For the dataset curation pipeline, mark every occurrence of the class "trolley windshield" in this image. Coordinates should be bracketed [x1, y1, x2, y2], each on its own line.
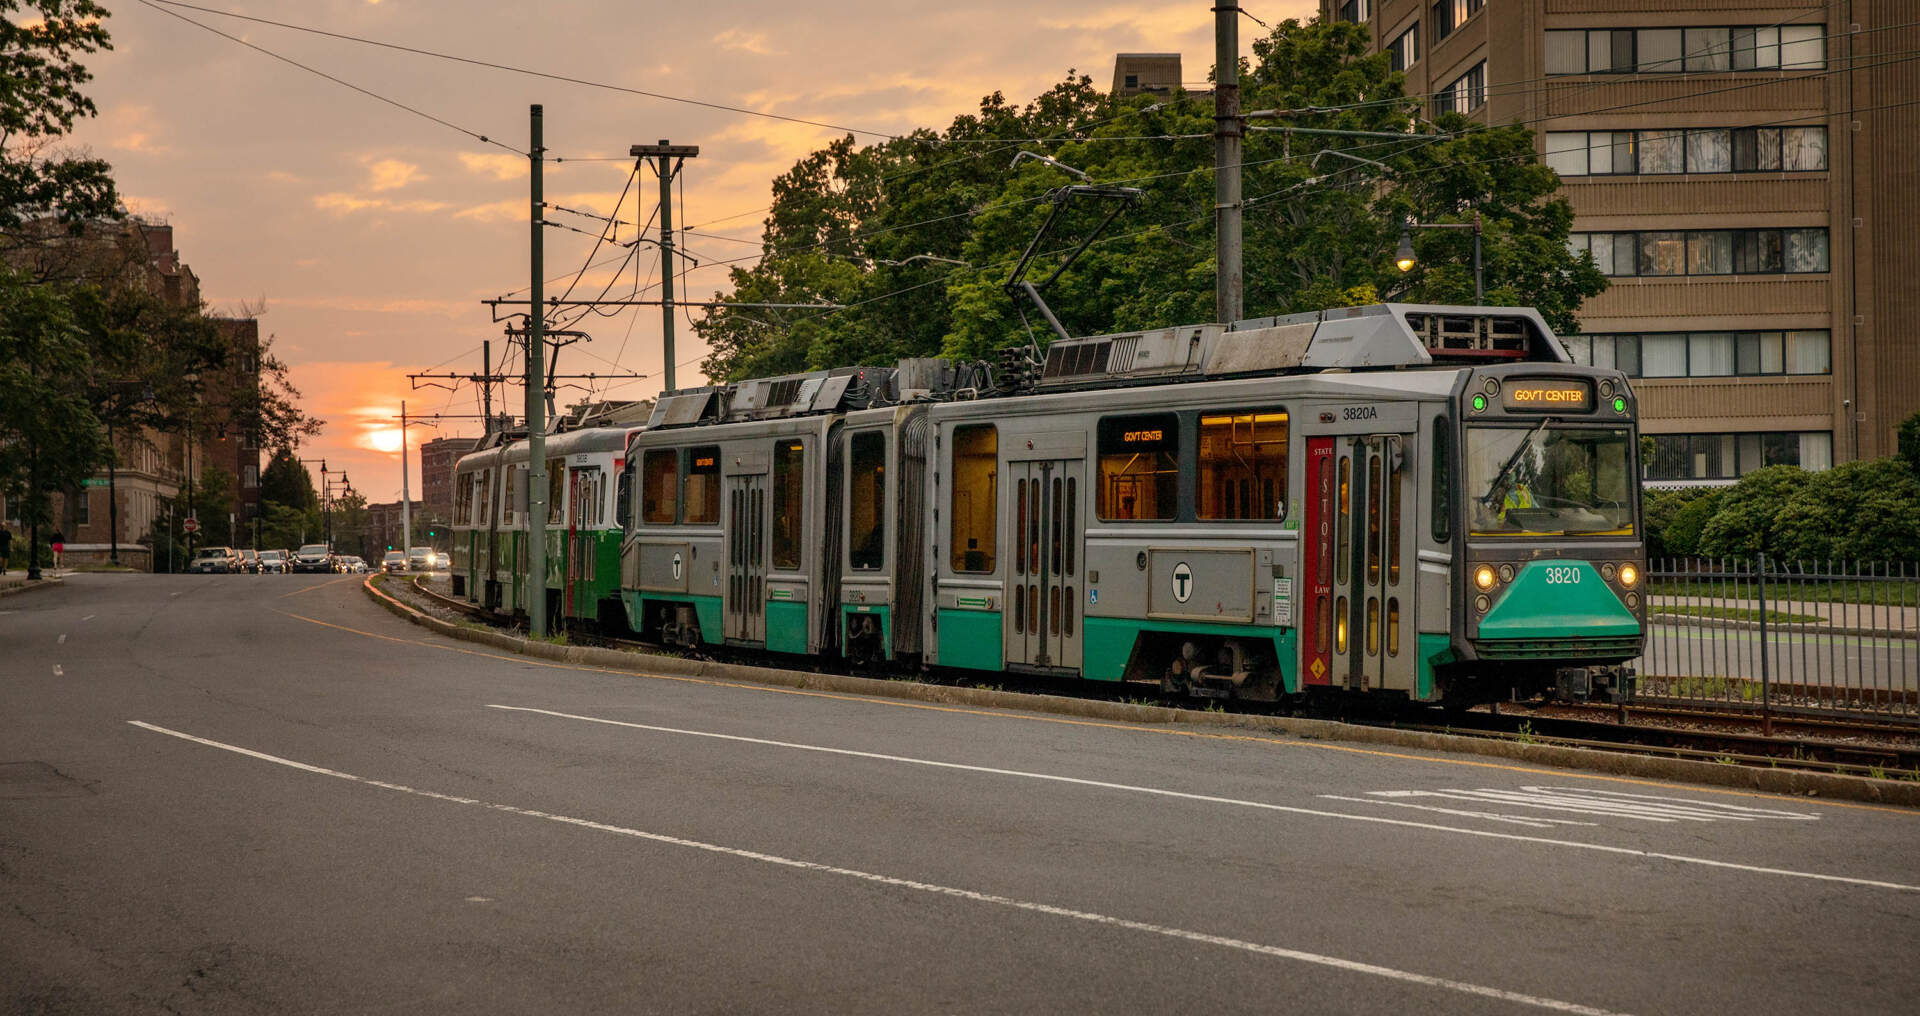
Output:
[1467, 424, 1635, 537]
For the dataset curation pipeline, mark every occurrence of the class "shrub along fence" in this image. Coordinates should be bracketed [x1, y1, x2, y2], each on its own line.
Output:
[1632, 558, 1919, 727]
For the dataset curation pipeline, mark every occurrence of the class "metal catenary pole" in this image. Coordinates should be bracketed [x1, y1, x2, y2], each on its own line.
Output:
[527, 104, 549, 638]
[1214, 0, 1243, 324]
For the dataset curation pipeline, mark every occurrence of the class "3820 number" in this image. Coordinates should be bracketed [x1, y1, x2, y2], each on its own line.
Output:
[1544, 566, 1582, 585]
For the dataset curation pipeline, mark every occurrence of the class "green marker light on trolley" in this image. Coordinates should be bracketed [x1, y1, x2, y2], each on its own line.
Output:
[1612, 396, 1627, 413]
[1471, 394, 1487, 411]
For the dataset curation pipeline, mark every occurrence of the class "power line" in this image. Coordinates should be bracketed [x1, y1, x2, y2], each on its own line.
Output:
[133, 0, 521, 154]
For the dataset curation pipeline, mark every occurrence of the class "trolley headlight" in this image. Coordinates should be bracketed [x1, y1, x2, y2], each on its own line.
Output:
[1473, 564, 1496, 590]
[1618, 563, 1639, 588]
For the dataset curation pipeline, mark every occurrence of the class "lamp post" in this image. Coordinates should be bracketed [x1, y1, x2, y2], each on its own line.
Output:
[1396, 214, 1485, 303]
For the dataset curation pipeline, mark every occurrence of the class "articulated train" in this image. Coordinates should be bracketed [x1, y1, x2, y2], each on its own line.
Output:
[452, 303, 1645, 706]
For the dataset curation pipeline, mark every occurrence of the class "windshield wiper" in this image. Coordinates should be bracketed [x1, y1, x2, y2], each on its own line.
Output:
[1480, 417, 1554, 507]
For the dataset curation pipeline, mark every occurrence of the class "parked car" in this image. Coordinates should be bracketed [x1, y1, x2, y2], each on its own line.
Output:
[257, 549, 288, 574]
[407, 547, 434, 572]
[291, 544, 335, 573]
[383, 551, 408, 573]
[188, 547, 241, 574]
[238, 548, 260, 574]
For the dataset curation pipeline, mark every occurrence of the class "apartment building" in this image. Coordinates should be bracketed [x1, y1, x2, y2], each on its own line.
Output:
[1325, 0, 1920, 483]
[419, 436, 480, 525]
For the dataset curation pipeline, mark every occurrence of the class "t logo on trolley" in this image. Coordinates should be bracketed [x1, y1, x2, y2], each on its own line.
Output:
[1171, 562, 1194, 603]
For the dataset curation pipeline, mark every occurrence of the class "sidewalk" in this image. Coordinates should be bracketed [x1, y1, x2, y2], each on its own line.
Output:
[1648, 594, 1919, 635]
[0, 569, 67, 598]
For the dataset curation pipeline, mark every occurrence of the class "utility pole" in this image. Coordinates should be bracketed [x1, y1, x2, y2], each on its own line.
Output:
[481, 339, 492, 437]
[400, 399, 413, 556]
[527, 104, 550, 638]
[631, 140, 699, 391]
[1214, 0, 1244, 324]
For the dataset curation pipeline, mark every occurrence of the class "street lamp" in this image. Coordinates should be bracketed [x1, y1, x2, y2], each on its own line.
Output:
[1396, 214, 1485, 303]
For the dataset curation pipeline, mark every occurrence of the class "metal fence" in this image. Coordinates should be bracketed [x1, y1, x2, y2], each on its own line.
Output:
[1631, 558, 1919, 726]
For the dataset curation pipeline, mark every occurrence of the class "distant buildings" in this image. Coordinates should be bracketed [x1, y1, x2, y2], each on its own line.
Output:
[419, 436, 480, 526]
[0, 218, 262, 568]
[1112, 53, 1186, 97]
[1319, 0, 1920, 482]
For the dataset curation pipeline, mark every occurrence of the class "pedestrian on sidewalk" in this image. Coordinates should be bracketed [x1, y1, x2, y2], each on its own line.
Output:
[0, 525, 11, 574]
[50, 529, 64, 570]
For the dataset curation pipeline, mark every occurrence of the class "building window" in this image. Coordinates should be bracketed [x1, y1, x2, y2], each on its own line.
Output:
[1436, 61, 1485, 116]
[1337, 0, 1371, 23]
[1546, 24, 1824, 75]
[1388, 23, 1419, 71]
[771, 440, 804, 571]
[1097, 414, 1178, 522]
[684, 447, 720, 525]
[848, 431, 886, 570]
[1198, 410, 1289, 521]
[1569, 229, 1829, 276]
[74, 490, 89, 526]
[1564, 331, 1830, 378]
[949, 424, 997, 573]
[1645, 431, 1832, 481]
[241, 463, 259, 488]
[1123, 74, 1138, 89]
[1547, 126, 1826, 177]
[1430, 0, 1479, 43]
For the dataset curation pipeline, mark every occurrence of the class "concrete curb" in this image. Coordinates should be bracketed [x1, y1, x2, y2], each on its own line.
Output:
[0, 576, 62, 600]
[360, 576, 1920, 809]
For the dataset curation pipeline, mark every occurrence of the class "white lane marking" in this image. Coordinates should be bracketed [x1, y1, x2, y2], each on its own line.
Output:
[1359, 788, 1820, 824]
[465, 896, 493, 903]
[57, 633, 66, 644]
[487, 704, 1920, 894]
[1318, 796, 1597, 830]
[52, 665, 63, 677]
[169, 591, 182, 597]
[81, 614, 96, 621]
[126, 721, 1629, 1016]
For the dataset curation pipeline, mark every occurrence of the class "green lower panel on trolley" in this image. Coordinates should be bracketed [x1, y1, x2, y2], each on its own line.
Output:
[1479, 561, 1639, 640]
[766, 601, 809, 655]
[1082, 616, 1298, 692]
[628, 593, 724, 644]
[936, 609, 1003, 671]
[1417, 633, 1454, 701]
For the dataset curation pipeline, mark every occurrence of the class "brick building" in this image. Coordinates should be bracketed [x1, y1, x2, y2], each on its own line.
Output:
[419, 436, 479, 527]
[1320, 0, 1920, 483]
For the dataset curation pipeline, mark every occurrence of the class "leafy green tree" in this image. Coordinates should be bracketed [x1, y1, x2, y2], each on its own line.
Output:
[0, 267, 107, 563]
[0, 1, 118, 251]
[694, 18, 1603, 378]
[1771, 460, 1920, 563]
[1897, 411, 1920, 478]
[1696, 466, 1813, 560]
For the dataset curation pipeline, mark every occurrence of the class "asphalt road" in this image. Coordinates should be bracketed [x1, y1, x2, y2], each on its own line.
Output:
[4, 573, 1919, 1015]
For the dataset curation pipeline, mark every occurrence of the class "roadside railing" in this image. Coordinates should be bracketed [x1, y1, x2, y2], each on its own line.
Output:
[1630, 558, 1919, 727]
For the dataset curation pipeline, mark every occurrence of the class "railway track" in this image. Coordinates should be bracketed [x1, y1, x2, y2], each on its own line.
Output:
[399, 575, 1920, 782]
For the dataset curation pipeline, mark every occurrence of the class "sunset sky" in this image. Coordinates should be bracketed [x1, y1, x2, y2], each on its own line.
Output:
[64, 0, 1310, 500]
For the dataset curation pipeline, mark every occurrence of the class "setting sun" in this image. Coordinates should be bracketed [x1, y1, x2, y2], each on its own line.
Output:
[365, 427, 403, 453]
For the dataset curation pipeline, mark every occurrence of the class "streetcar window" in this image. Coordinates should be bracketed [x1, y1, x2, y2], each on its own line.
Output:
[547, 458, 565, 526]
[454, 473, 473, 526]
[478, 468, 493, 526]
[950, 424, 997, 573]
[684, 446, 721, 525]
[502, 466, 519, 526]
[1096, 413, 1178, 521]
[1431, 420, 1452, 543]
[849, 431, 886, 571]
[772, 440, 805, 571]
[616, 465, 633, 529]
[574, 468, 605, 528]
[1198, 410, 1289, 520]
[641, 449, 677, 524]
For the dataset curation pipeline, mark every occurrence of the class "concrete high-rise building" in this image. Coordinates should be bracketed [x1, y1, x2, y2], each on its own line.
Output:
[1323, 0, 1918, 484]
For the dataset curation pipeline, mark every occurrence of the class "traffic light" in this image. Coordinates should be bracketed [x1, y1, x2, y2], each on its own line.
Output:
[386, 544, 393, 551]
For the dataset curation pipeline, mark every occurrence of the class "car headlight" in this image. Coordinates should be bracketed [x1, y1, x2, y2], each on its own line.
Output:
[1618, 563, 1639, 588]
[1474, 564, 1496, 590]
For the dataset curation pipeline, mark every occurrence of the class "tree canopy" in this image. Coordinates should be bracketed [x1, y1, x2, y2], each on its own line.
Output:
[693, 18, 1604, 382]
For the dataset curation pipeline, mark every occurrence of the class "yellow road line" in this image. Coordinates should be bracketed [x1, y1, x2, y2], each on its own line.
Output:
[282, 584, 1919, 818]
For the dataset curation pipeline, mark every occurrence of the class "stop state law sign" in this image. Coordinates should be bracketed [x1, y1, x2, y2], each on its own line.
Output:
[181, 517, 200, 534]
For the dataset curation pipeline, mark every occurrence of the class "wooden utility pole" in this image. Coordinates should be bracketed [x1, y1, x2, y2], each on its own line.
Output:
[1214, 0, 1243, 324]
[631, 140, 699, 391]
